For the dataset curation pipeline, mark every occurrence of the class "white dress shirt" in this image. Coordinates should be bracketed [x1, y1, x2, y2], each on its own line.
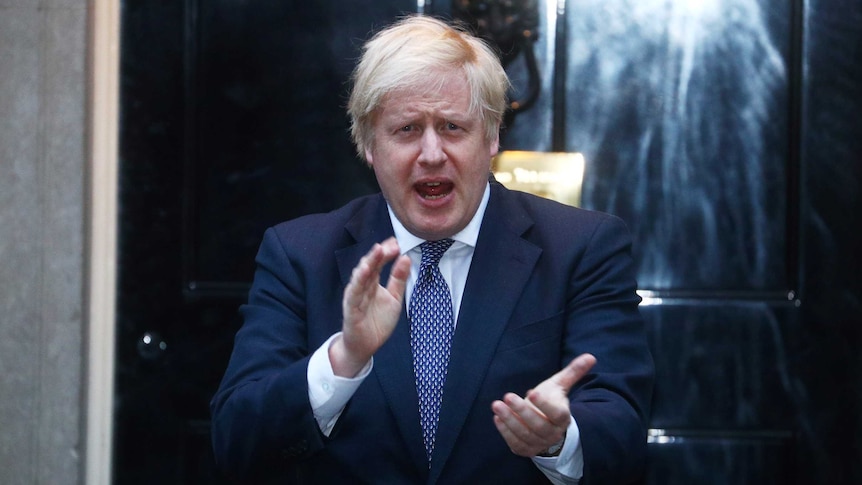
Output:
[306, 183, 583, 483]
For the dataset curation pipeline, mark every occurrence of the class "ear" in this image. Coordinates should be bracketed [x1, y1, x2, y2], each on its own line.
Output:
[489, 132, 500, 158]
[364, 147, 374, 166]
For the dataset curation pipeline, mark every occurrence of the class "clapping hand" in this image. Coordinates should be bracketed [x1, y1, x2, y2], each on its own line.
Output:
[491, 354, 597, 457]
[329, 237, 412, 377]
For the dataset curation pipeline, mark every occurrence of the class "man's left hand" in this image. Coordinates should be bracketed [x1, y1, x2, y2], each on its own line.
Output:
[491, 353, 597, 457]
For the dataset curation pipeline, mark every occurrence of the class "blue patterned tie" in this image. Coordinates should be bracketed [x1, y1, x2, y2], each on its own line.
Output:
[409, 239, 455, 463]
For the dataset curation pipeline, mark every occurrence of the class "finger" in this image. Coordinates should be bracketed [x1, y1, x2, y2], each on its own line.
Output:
[363, 240, 392, 276]
[524, 354, 595, 426]
[523, 392, 571, 429]
[493, 415, 533, 456]
[491, 400, 542, 457]
[385, 254, 411, 302]
[378, 236, 401, 258]
[491, 395, 531, 434]
[503, 393, 559, 439]
[349, 239, 400, 297]
[344, 244, 382, 306]
[378, 237, 406, 274]
[364, 239, 403, 291]
[546, 353, 597, 394]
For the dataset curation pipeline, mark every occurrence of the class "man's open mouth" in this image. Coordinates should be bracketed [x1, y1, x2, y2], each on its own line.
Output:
[415, 181, 453, 199]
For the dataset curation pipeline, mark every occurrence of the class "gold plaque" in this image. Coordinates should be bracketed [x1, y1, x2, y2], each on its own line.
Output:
[491, 151, 585, 207]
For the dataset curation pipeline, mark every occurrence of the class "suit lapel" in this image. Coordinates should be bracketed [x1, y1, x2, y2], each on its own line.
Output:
[429, 185, 541, 483]
[334, 196, 428, 475]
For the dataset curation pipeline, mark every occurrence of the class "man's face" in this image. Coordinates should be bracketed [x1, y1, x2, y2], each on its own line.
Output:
[365, 71, 499, 241]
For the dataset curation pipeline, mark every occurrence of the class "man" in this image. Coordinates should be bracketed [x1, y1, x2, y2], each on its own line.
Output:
[210, 14, 654, 484]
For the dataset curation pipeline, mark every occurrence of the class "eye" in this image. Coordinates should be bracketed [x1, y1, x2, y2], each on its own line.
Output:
[399, 125, 414, 133]
[445, 122, 460, 131]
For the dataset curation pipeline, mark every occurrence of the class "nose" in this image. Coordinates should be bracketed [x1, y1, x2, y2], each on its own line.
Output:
[417, 129, 446, 165]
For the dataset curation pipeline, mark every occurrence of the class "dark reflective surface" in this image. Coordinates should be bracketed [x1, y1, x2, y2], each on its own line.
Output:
[117, 0, 862, 483]
[187, 1, 386, 286]
[646, 435, 795, 484]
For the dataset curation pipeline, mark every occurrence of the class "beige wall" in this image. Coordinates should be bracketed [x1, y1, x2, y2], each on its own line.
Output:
[0, 0, 115, 483]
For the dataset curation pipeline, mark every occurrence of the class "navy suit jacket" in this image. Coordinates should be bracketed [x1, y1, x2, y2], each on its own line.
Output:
[210, 181, 654, 484]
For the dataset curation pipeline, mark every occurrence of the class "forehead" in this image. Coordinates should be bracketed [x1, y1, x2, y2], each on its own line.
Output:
[378, 72, 473, 119]
[394, 69, 471, 104]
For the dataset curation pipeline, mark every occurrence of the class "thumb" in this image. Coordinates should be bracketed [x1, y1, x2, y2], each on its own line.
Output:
[550, 353, 596, 393]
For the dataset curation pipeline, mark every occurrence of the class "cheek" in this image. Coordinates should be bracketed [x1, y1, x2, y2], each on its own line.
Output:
[372, 154, 410, 188]
[468, 152, 493, 178]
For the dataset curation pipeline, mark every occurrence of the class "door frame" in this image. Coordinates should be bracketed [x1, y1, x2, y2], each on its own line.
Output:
[86, 0, 120, 484]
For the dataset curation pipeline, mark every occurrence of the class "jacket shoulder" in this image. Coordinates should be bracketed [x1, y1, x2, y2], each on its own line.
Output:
[267, 193, 384, 242]
[492, 182, 628, 235]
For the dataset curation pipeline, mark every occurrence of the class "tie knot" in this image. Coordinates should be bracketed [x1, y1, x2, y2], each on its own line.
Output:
[420, 239, 454, 267]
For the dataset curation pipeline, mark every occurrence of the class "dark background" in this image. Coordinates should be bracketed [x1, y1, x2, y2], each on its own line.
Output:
[116, 0, 861, 483]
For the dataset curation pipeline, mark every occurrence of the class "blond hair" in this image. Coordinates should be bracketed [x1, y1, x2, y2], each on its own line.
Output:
[347, 15, 510, 160]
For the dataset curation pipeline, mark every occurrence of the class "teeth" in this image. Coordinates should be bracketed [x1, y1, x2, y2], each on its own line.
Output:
[425, 182, 441, 186]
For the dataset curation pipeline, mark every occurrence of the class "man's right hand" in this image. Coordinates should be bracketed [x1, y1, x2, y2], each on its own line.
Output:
[330, 237, 411, 377]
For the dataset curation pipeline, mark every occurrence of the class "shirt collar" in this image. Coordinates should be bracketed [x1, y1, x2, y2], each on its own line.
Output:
[387, 182, 490, 255]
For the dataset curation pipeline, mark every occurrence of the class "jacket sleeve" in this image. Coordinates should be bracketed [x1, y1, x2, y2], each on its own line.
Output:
[209, 227, 326, 481]
[564, 215, 655, 485]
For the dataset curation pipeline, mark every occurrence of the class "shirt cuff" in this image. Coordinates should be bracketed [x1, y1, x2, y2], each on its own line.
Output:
[532, 416, 584, 484]
[307, 332, 372, 436]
